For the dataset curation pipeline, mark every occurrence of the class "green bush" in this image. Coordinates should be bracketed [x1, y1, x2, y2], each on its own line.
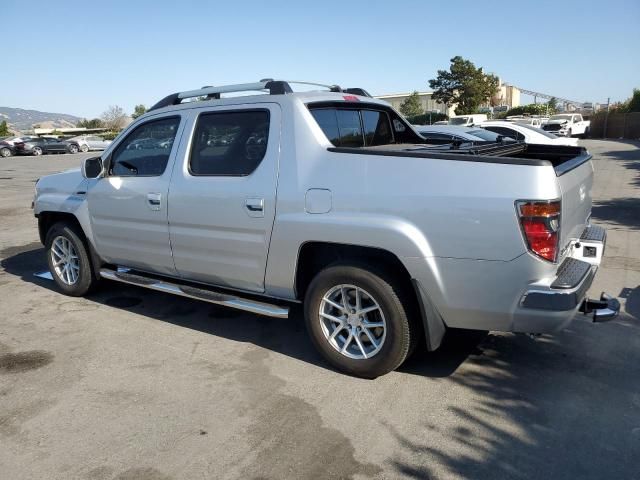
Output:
[407, 112, 448, 125]
[504, 104, 553, 117]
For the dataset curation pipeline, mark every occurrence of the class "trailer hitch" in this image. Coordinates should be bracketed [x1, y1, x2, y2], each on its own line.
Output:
[580, 293, 620, 322]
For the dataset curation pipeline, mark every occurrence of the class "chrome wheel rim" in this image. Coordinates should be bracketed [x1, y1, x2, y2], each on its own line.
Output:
[33, 147, 42, 156]
[50, 236, 80, 285]
[319, 284, 386, 359]
[1, 148, 9, 157]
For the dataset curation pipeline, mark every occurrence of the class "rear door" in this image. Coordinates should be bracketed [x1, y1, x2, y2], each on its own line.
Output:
[167, 104, 280, 293]
[87, 114, 186, 275]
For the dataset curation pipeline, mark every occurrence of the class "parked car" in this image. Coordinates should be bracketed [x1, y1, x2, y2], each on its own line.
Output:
[448, 114, 488, 126]
[505, 115, 547, 129]
[542, 114, 591, 138]
[33, 79, 617, 378]
[414, 125, 508, 144]
[15, 137, 77, 155]
[67, 135, 112, 152]
[480, 121, 579, 146]
[0, 140, 16, 157]
[2, 135, 35, 146]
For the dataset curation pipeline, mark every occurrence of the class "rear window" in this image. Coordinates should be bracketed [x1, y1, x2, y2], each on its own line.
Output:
[310, 108, 394, 147]
[466, 129, 501, 141]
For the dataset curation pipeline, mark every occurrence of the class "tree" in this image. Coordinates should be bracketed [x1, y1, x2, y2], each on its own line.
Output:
[77, 118, 104, 129]
[547, 97, 558, 112]
[132, 104, 147, 119]
[627, 88, 640, 113]
[428, 56, 500, 115]
[101, 105, 128, 131]
[0, 120, 10, 136]
[399, 91, 424, 117]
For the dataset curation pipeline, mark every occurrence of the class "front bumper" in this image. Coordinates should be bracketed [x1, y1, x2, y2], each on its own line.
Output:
[518, 225, 618, 325]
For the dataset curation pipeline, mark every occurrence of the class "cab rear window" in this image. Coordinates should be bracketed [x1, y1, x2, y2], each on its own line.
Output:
[310, 108, 394, 147]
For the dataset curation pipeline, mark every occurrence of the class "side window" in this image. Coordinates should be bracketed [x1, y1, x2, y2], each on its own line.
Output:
[484, 126, 524, 141]
[110, 116, 180, 177]
[189, 110, 270, 176]
[310, 109, 340, 145]
[362, 110, 393, 146]
[336, 110, 364, 147]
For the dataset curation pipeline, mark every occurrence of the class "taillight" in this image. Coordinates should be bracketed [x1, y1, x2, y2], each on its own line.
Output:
[516, 200, 561, 262]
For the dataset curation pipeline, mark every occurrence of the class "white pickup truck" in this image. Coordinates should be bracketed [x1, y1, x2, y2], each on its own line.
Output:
[543, 113, 591, 138]
[33, 80, 617, 378]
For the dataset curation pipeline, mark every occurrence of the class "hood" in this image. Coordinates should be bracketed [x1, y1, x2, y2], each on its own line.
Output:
[547, 119, 568, 125]
[36, 167, 86, 197]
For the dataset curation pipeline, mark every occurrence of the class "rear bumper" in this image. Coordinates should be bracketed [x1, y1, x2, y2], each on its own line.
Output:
[516, 224, 618, 329]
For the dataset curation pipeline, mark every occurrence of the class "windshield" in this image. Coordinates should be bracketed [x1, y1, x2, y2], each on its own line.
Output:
[449, 117, 469, 125]
[465, 129, 501, 141]
[517, 123, 559, 139]
[550, 115, 573, 121]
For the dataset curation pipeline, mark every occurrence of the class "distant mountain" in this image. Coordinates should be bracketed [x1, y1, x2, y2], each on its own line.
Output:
[0, 106, 83, 133]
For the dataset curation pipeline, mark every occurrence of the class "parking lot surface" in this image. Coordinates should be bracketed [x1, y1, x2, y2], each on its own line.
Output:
[1, 141, 639, 480]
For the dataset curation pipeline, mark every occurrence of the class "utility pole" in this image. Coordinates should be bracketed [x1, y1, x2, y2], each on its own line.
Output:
[603, 97, 610, 138]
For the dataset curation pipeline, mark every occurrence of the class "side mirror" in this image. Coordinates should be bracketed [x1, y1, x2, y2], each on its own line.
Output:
[82, 156, 104, 178]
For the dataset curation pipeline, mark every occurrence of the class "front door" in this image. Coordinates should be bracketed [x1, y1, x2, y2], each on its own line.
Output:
[168, 104, 280, 292]
[87, 114, 185, 275]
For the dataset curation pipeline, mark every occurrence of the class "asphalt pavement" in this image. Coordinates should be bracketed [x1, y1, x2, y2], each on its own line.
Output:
[0, 141, 639, 480]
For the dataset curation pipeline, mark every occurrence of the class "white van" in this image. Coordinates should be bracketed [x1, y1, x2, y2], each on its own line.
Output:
[448, 114, 488, 126]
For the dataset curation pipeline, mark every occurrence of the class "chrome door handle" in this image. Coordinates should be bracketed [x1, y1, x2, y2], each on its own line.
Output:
[147, 192, 162, 210]
[245, 197, 264, 217]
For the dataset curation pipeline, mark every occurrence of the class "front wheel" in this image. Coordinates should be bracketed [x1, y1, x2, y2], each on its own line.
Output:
[45, 222, 98, 296]
[68, 144, 79, 154]
[0, 147, 11, 157]
[80, 144, 89, 152]
[304, 263, 416, 378]
[32, 146, 43, 156]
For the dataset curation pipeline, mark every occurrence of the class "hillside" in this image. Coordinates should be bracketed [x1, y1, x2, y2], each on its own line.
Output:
[0, 106, 82, 133]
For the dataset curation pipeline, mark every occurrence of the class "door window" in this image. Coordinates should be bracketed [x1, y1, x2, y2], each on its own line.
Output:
[483, 126, 525, 141]
[189, 110, 270, 176]
[110, 116, 180, 177]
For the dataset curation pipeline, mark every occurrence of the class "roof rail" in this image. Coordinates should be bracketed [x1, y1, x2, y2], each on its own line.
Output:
[148, 79, 371, 111]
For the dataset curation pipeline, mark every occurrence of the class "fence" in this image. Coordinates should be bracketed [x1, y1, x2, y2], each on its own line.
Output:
[589, 112, 640, 139]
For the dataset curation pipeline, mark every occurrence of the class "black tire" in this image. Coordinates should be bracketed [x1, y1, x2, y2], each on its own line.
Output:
[68, 144, 79, 154]
[45, 222, 98, 296]
[0, 147, 11, 157]
[583, 127, 590, 139]
[304, 263, 417, 378]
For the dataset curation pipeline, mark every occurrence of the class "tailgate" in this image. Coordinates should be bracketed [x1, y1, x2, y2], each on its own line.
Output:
[557, 157, 594, 255]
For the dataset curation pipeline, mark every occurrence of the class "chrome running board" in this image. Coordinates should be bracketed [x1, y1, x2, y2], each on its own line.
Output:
[99, 268, 289, 318]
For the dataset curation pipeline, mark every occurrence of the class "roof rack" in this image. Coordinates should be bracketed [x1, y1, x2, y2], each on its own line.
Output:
[148, 79, 371, 111]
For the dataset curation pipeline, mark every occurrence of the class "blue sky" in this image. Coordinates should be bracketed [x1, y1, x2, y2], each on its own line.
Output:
[3, 0, 639, 118]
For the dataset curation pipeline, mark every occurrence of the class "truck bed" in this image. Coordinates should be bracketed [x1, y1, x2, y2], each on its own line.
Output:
[328, 142, 591, 176]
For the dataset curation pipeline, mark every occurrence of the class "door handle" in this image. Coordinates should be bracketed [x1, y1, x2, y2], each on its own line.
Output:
[245, 197, 264, 217]
[147, 192, 162, 210]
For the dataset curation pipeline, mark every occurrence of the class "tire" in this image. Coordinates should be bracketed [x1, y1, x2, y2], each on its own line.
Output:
[567, 128, 572, 138]
[32, 146, 43, 156]
[68, 144, 79, 154]
[0, 147, 11, 158]
[583, 127, 590, 139]
[304, 263, 417, 378]
[45, 222, 98, 296]
[80, 144, 89, 153]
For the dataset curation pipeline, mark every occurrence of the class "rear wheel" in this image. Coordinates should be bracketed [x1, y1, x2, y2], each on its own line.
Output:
[32, 146, 43, 156]
[304, 263, 416, 378]
[68, 144, 79, 154]
[0, 147, 11, 157]
[45, 222, 98, 296]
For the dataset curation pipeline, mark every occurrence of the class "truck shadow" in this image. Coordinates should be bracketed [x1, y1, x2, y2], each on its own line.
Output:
[1, 245, 485, 378]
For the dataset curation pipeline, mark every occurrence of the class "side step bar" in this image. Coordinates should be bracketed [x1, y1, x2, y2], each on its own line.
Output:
[99, 268, 289, 318]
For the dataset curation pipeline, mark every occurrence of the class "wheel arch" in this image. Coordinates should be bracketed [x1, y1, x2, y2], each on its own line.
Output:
[37, 211, 103, 280]
[294, 241, 445, 351]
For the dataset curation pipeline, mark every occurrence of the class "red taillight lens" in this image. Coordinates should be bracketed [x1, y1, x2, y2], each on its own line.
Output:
[517, 201, 561, 262]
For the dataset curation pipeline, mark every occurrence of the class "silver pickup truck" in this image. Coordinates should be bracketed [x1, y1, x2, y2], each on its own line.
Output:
[33, 80, 618, 378]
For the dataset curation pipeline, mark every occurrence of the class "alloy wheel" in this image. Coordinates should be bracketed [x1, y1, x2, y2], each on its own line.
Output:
[50, 236, 80, 285]
[318, 284, 387, 359]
